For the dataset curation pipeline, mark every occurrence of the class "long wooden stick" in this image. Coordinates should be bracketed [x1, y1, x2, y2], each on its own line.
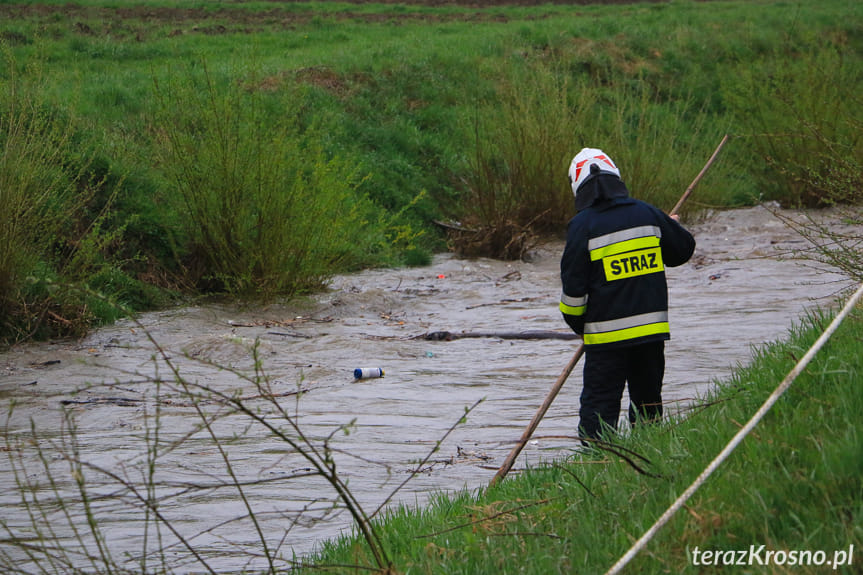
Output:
[670, 134, 729, 217]
[489, 134, 730, 487]
[489, 343, 584, 487]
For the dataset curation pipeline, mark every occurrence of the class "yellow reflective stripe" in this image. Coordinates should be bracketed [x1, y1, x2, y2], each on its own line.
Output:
[590, 236, 660, 261]
[584, 322, 669, 345]
[585, 311, 667, 333]
[560, 292, 587, 314]
[588, 225, 661, 251]
[560, 301, 586, 316]
[584, 311, 669, 344]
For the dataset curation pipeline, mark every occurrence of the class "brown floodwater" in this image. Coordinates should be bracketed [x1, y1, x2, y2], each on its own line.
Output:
[0, 205, 857, 572]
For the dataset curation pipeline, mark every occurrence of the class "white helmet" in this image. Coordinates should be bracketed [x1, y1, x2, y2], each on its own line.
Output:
[568, 148, 620, 197]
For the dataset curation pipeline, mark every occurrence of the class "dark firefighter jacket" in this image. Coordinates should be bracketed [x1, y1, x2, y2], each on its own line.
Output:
[560, 176, 696, 350]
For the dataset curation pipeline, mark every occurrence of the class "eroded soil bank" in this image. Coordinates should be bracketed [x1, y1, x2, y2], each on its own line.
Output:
[0, 205, 856, 571]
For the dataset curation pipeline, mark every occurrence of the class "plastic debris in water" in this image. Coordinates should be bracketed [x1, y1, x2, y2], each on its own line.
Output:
[354, 367, 384, 380]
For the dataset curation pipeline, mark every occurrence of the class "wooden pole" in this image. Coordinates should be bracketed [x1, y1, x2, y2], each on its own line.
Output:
[670, 134, 729, 217]
[489, 343, 584, 487]
[489, 134, 731, 487]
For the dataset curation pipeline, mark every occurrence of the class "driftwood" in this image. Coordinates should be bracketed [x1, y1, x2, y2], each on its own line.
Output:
[433, 220, 479, 234]
[236, 388, 309, 401]
[61, 397, 144, 407]
[464, 295, 543, 309]
[59, 388, 309, 408]
[266, 331, 312, 339]
[417, 330, 580, 341]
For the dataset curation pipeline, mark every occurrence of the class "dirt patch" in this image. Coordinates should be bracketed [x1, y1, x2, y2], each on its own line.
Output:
[0, 1, 663, 37]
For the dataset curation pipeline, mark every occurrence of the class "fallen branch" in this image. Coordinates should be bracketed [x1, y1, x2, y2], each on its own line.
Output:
[552, 462, 597, 498]
[465, 296, 543, 310]
[58, 389, 307, 408]
[416, 330, 580, 341]
[433, 220, 479, 234]
[236, 388, 310, 402]
[60, 397, 144, 407]
[266, 331, 312, 339]
[528, 435, 662, 478]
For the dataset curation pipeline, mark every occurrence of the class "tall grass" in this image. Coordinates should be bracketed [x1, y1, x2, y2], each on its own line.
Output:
[0, 51, 102, 341]
[455, 56, 733, 258]
[726, 44, 863, 207]
[456, 60, 595, 258]
[152, 60, 390, 297]
[723, 41, 863, 282]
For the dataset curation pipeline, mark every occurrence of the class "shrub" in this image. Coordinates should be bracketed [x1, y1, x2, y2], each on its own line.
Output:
[0, 52, 105, 343]
[153, 61, 389, 297]
[725, 44, 863, 207]
[454, 59, 596, 259]
[452, 57, 732, 259]
[725, 42, 863, 282]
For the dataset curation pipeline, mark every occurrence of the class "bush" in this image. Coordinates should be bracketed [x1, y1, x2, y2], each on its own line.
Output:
[725, 44, 863, 207]
[453, 59, 595, 259]
[0, 52, 102, 342]
[452, 55, 733, 259]
[725, 41, 863, 282]
[153, 61, 391, 297]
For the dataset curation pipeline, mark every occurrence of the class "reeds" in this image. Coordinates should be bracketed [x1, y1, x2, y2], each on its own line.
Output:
[453, 58, 729, 259]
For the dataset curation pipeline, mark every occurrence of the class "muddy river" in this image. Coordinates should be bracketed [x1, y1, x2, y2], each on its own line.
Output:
[0, 205, 857, 572]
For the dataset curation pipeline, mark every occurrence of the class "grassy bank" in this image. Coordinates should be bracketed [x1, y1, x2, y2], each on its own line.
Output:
[1, 0, 861, 342]
[306, 298, 863, 573]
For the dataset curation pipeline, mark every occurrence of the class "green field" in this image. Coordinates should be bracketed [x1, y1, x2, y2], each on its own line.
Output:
[1, 0, 861, 342]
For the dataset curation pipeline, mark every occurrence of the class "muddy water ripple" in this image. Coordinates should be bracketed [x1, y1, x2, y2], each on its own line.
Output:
[0, 205, 856, 572]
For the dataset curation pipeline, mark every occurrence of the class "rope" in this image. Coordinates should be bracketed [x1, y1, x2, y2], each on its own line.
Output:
[605, 280, 863, 575]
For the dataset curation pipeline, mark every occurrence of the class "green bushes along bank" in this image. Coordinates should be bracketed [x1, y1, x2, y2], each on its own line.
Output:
[1, 0, 861, 343]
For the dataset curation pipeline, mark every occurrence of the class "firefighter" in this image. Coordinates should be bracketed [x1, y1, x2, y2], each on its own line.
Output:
[559, 148, 695, 441]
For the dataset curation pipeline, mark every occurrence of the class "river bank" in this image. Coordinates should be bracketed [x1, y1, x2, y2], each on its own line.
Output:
[308, 283, 863, 574]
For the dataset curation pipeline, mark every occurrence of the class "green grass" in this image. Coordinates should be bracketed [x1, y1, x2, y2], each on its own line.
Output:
[306, 302, 863, 573]
[0, 0, 861, 340]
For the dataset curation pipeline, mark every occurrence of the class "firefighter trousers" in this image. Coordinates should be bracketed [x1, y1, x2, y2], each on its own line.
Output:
[578, 341, 665, 440]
